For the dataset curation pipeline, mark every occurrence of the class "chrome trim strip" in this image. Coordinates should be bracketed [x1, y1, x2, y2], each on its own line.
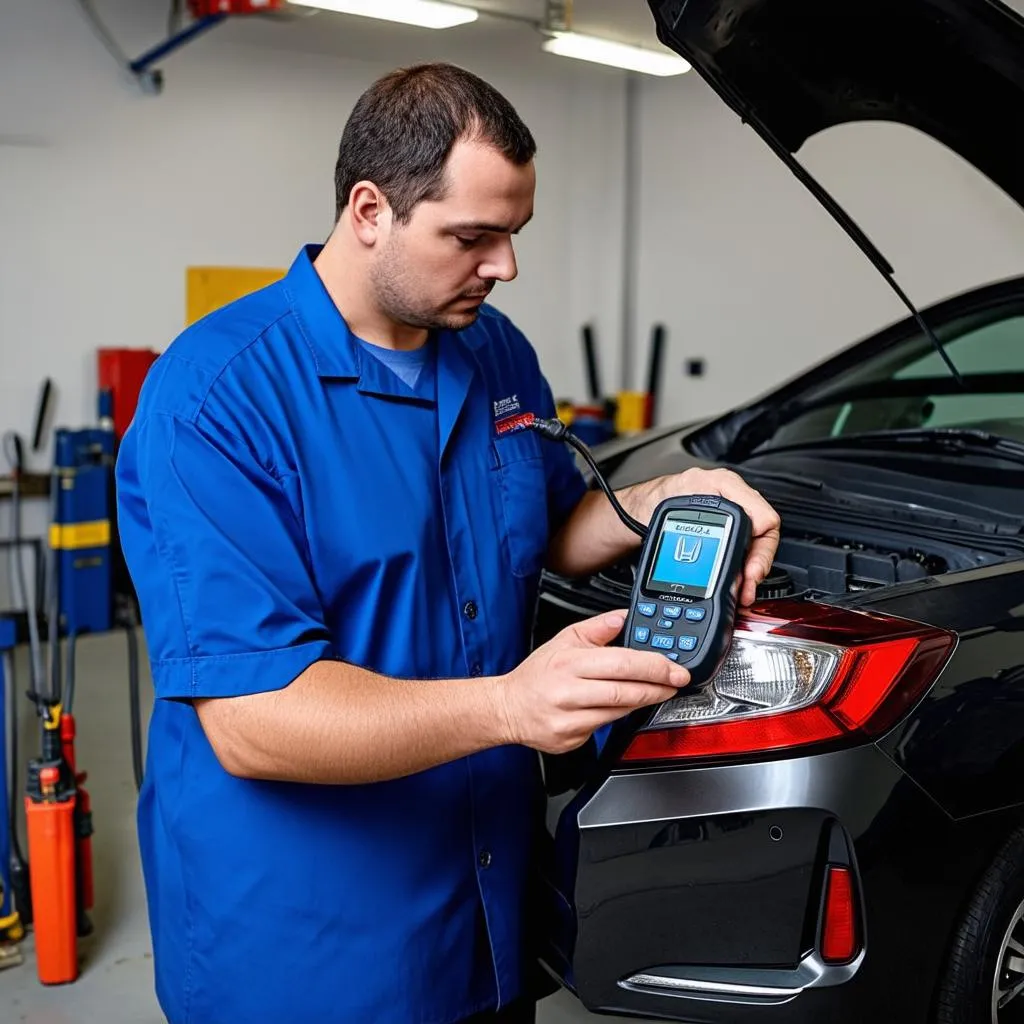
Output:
[623, 974, 801, 999]
[619, 950, 865, 1003]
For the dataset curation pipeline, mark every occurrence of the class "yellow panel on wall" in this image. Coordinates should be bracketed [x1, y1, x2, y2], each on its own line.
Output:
[186, 266, 286, 326]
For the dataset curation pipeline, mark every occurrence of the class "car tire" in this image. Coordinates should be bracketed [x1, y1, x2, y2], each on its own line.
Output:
[934, 826, 1024, 1024]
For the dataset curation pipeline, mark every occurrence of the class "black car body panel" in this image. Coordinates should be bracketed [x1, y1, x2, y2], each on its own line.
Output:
[540, 747, 1022, 1022]
[855, 561, 1024, 820]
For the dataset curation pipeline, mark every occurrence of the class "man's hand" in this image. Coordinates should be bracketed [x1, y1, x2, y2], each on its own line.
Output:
[630, 468, 781, 606]
[495, 609, 689, 754]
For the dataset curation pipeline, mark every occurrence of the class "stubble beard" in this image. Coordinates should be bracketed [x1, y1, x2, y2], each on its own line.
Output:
[370, 242, 481, 333]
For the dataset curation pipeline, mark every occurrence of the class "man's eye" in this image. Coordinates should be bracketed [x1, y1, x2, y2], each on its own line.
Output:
[455, 236, 481, 248]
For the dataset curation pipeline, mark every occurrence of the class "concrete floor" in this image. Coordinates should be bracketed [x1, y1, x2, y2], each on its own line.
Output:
[3, 632, 645, 1024]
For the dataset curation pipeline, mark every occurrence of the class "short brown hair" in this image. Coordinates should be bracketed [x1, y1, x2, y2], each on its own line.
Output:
[334, 63, 536, 224]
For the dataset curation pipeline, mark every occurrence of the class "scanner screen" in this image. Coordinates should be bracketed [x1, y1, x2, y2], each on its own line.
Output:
[647, 511, 730, 598]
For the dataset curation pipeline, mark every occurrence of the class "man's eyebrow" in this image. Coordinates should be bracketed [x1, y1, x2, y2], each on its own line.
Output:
[447, 214, 533, 235]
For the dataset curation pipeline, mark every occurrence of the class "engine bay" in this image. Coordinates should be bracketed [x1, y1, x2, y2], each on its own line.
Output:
[589, 508, 1018, 602]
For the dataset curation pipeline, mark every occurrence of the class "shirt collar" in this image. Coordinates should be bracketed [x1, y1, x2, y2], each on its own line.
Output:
[283, 245, 477, 424]
[285, 244, 361, 380]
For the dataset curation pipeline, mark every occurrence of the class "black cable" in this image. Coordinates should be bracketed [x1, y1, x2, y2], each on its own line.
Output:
[64, 633, 76, 716]
[528, 418, 648, 539]
[3, 433, 43, 694]
[47, 464, 62, 714]
[3, 431, 44, 848]
[6, 652, 24, 865]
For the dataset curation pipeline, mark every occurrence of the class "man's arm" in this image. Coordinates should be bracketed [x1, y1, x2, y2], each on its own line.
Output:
[196, 609, 689, 784]
[547, 467, 782, 606]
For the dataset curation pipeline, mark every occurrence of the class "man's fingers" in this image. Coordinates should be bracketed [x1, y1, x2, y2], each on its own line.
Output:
[579, 680, 684, 711]
[565, 647, 689, 688]
[694, 469, 781, 605]
[563, 609, 628, 648]
[742, 534, 780, 605]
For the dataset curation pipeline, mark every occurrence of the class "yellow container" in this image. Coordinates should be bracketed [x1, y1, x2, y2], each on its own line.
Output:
[615, 391, 648, 434]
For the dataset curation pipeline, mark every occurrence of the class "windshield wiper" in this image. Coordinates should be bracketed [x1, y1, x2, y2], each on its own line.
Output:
[727, 373, 1024, 460]
[760, 428, 1024, 468]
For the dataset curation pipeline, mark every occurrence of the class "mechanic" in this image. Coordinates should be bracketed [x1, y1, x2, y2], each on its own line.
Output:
[115, 63, 780, 1024]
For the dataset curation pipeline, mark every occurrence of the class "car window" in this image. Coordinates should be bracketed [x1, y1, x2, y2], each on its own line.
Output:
[762, 304, 1024, 448]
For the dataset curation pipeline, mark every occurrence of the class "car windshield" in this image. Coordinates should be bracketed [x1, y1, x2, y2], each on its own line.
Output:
[757, 301, 1024, 452]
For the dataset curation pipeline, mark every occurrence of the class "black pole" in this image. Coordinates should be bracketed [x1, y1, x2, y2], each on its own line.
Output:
[646, 324, 666, 427]
[582, 324, 602, 403]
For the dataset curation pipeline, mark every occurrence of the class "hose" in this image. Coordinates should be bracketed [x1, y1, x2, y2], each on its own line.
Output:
[2, 432, 40, 873]
[64, 633, 76, 717]
[5, 653, 24, 866]
[3, 434, 44, 699]
[46, 464, 61, 712]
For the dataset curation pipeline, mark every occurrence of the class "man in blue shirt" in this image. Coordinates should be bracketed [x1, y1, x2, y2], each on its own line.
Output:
[116, 63, 780, 1024]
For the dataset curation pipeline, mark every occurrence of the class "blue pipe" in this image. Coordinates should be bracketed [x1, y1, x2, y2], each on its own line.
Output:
[129, 14, 226, 75]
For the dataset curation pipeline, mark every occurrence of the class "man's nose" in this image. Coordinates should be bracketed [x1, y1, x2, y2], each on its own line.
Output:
[480, 239, 518, 283]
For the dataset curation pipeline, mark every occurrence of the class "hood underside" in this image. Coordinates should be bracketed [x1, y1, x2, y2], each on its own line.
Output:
[649, 0, 1024, 208]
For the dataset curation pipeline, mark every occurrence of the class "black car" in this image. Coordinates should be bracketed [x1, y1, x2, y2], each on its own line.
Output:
[533, 2, 1024, 1022]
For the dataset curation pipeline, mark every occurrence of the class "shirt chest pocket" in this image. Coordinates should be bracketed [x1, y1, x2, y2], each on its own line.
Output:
[491, 431, 550, 578]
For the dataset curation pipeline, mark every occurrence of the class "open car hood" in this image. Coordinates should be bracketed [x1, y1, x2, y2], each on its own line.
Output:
[648, 0, 1024, 209]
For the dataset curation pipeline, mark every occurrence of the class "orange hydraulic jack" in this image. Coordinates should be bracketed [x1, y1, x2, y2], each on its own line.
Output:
[25, 753, 77, 984]
[60, 713, 95, 922]
[24, 701, 93, 986]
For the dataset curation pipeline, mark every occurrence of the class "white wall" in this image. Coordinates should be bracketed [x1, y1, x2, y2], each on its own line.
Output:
[633, 71, 1024, 425]
[0, 0, 628, 608]
[0, 1, 628, 462]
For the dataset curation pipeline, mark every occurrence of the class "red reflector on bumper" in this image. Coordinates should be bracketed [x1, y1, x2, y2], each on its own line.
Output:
[821, 866, 858, 964]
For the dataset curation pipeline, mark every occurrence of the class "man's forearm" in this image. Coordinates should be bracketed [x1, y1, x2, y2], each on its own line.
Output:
[546, 483, 653, 578]
[195, 659, 511, 784]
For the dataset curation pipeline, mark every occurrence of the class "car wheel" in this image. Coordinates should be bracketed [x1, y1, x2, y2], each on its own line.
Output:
[935, 827, 1024, 1024]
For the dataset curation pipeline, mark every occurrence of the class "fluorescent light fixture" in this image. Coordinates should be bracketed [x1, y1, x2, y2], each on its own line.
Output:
[288, 0, 478, 29]
[542, 31, 691, 77]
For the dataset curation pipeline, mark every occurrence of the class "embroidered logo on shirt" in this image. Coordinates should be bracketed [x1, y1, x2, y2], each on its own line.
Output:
[493, 394, 521, 419]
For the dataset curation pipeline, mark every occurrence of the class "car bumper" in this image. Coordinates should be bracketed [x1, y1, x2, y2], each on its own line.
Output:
[543, 742, 970, 1024]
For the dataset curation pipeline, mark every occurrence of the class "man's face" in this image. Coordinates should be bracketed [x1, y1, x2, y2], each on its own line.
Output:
[370, 138, 536, 332]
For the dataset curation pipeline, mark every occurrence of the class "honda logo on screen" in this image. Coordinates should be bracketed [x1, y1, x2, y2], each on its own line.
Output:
[674, 536, 703, 564]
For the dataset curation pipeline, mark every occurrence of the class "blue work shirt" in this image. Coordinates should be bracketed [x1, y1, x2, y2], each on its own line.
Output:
[115, 245, 587, 1024]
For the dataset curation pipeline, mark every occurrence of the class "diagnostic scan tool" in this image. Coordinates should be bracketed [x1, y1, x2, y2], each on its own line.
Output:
[622, 495, 751, 686]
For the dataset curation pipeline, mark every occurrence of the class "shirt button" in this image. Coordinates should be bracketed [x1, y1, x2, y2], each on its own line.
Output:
[478, 850, 492, 869]
[470, 663, 482, 677]
[463, 601, 478, 620]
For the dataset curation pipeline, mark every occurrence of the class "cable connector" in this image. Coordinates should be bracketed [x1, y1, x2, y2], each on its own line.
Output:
[528, 417, 569, 442]
[528, 417, 648, 540]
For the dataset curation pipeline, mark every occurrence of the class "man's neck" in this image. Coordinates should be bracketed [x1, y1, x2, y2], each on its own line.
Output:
[313, 234, 428, 352]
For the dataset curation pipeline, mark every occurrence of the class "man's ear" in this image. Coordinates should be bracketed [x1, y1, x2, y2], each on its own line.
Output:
[348, 181, 390, 247]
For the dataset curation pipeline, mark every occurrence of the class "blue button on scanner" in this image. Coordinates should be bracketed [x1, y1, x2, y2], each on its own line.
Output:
[657, 619, 674, 629]
[637, 602, 657, 618]
[662, 605, 682, 620]
[633, 627, 651, 644]
[678, 635, 698, 651]
[684, 607, 707, 622]
[651, 634, 674, 650]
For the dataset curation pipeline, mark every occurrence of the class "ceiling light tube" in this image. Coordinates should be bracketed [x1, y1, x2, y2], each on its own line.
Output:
[542, 31, 691, 76]
[288, 0, 478, 29]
